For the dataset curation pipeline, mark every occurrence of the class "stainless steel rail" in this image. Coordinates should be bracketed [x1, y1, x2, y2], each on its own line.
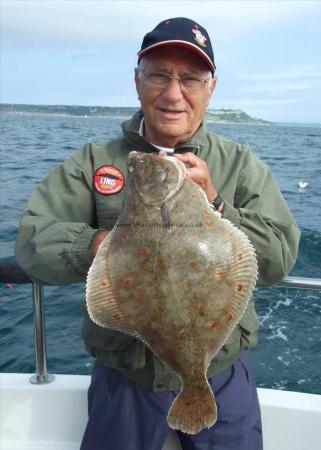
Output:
[0, 260, 54, 384]
[277, 276, 321, 291]
[29, 283, 55, 384]
[1, 259, 321, 385]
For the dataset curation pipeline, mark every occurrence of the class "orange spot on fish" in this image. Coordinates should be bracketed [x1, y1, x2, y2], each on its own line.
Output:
[179, 329, 188, 337]
[112, 314, 122, 320]
[107, 298, 114, 304]
[101, 280, 109, 287]
[216, 271, 225, 279]
[188, 260, 198, 268]
[139, 247, 150, 258]
[236, 284, 243, 292]
[156, 256, 166, 268]
[203, 221, 214, 229]
[189, 192, 197, 201]
[202, 209, 211, 217]
[238, 254, 243, 261]
[137, 296, 145, 305]
[148, 320, 156, 329]
[122, 233, 129, 242]
[195, 304, 205, 314]
[123, 277, 134, 288]
[210, 321, 218, 329]
[228, 313, 234, 322]
[184, 401, 191, 406]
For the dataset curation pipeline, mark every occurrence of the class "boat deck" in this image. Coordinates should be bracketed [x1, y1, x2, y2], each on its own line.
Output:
[1, 373, 321, 450]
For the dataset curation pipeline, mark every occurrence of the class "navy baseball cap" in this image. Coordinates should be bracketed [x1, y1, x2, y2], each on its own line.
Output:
[138, 17, 216, 74]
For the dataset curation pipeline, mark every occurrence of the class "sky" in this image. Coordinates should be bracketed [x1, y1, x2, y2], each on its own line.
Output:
[1, 0, 321, 123]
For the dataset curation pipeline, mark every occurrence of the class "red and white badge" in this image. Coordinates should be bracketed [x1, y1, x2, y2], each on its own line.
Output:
[94, 165, 125, 195]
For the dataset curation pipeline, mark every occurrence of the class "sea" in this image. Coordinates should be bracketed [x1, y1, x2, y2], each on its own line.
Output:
[0, 111, 320, 395]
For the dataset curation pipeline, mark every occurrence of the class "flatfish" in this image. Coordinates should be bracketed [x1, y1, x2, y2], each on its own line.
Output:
[86, 151, 257, 434]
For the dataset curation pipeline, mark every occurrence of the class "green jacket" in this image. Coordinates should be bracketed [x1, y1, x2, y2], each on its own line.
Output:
[15, 111, 300, 391]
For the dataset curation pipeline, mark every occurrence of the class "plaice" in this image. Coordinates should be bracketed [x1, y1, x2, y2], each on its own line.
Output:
[86, 151, 258, 434]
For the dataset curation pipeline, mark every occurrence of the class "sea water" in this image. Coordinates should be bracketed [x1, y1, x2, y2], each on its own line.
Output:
[0, 112, 320, 394]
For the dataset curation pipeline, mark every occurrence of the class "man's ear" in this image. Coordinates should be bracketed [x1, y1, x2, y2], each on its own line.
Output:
[135, 68, 141, 97]
[210, 75, 217, 96]
[207, 75, 217, 107]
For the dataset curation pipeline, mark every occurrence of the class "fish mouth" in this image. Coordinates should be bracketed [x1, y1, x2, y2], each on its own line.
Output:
[127, 151, 156, 174]
[127, 151, 139, 173]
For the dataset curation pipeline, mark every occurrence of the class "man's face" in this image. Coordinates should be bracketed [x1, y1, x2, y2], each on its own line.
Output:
[135, 46, 217, 148]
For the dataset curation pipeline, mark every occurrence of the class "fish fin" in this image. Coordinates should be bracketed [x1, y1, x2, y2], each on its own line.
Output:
[86, 232, 139, 338]
[223, 216, 258, 326]
[167, 379, 217, 435]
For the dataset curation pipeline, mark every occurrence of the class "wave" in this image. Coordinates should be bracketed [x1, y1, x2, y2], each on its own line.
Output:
[291, 228, 321, 277]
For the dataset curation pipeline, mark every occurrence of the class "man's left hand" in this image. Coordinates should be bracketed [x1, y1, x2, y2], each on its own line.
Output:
[174, 152, 217, 202]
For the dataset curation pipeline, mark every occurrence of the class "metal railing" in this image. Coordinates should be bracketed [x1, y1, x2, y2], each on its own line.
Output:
[29, 283, 55, 384]
[1, 259, 321, 385]
[276, 276, 321, 290]
[0, 259, 55, 384]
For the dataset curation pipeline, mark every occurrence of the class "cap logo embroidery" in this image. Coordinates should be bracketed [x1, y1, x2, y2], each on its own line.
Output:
[94, 165, 125, 196]
[192, 25, 207, 48]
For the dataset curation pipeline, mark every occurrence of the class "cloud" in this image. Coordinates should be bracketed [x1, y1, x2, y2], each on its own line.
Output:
[241, 79, 321, 93]
[241, 67, 321, 82]
[237, 66, 321, 96]
[2, 0, 321, 49]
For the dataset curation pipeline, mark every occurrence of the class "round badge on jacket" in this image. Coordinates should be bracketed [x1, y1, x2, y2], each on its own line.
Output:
[94, 165, 125, 195]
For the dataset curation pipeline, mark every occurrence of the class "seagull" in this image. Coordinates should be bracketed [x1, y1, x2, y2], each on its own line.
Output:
[298, 181, 308, 189]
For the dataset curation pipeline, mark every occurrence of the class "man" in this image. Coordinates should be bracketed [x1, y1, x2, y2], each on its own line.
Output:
[16, 17, 300, 450]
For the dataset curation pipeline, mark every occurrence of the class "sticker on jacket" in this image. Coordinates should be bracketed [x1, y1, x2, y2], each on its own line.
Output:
[94, 165, 125, 195]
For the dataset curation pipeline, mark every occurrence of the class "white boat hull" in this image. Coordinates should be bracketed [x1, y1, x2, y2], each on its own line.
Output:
[1, 373, 321, 450]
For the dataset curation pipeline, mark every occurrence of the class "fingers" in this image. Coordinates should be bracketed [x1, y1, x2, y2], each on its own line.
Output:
[174, 153, 217, 201]
[174, 152, 206, 169]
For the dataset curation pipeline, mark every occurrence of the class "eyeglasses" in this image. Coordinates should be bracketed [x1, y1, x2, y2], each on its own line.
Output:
[140, 70, 211, 93]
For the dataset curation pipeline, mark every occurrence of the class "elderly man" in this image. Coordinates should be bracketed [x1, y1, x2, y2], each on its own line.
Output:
[16, 17, 300, 450]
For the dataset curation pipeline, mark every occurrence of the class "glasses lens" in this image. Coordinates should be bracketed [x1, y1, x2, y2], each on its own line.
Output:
[142, 71, 207, 92]
[145, 73, 169, 87]
[180, 76, 205, 92]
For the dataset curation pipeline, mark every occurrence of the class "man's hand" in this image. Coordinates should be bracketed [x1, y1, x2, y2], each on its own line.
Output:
[174, 152, 218, 202]
[92, 230, 109, 256]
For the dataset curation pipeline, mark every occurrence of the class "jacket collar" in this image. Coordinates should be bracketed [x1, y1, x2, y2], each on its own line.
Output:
[121, 110, 208, 155]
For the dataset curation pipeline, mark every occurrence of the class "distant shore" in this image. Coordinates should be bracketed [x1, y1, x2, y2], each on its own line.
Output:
[0, 103, 271, 125]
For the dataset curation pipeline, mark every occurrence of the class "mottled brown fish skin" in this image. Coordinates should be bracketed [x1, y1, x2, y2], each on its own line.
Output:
[86, 151, 257, 434]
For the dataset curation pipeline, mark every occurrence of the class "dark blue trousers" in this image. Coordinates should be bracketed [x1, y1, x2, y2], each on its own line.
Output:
[80, 353, 262, 450]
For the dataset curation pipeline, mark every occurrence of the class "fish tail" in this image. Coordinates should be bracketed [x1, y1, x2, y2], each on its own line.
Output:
[167, 380, 217, 435]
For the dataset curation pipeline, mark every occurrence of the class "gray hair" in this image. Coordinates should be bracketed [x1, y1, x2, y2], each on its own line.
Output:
[136, 55, 213, 79]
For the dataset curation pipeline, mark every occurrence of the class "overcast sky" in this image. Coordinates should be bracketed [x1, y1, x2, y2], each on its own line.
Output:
[1, 0, 321, 123]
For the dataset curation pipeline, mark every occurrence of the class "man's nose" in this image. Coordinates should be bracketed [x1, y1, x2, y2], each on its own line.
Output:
[162, 77, 184, 101]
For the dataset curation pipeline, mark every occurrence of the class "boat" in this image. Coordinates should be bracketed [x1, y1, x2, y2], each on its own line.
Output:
[1, 261, 321, 450]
